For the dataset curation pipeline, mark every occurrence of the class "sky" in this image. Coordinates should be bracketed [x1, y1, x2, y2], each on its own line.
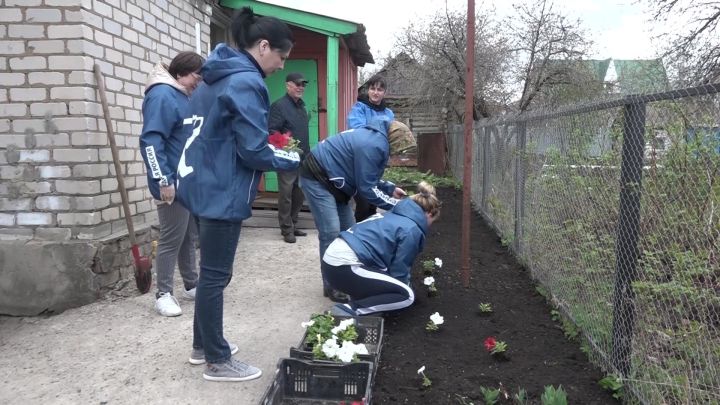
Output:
[261, 0, 664, 69]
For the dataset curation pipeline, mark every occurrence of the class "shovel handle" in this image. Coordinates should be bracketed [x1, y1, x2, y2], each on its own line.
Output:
[93, 64, 137, 246]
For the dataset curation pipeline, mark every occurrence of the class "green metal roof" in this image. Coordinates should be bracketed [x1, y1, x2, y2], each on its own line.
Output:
[220, 0, 374, 65]
[587, 59, 611, 83]
[220, 0, 359, 36]
[612, 59, 669, 93]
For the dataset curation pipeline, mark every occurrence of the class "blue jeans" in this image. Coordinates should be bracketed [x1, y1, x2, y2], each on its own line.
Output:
[192, 217, 242, 364]
[299, 175, 355, 287]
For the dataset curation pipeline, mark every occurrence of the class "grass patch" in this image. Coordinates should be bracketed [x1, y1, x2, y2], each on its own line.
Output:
[383, 167, 462, 189]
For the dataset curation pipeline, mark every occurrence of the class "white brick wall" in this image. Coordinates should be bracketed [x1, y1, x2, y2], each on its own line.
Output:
[0, 0, 212, 240]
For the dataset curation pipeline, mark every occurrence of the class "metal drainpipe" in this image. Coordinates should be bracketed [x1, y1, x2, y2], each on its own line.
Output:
[461, 0, 475, 288]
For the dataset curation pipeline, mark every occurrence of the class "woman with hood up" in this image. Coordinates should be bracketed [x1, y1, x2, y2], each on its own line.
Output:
[139, 51, 204, 318]
[322, 181, 441, 317]
[174, 7, 299, 382]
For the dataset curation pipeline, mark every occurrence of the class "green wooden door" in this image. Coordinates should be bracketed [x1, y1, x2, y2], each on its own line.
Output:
[263, 59, 319, 192]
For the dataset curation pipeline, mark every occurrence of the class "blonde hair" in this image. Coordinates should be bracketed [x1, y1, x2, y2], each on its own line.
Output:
[409, 181, 441, 219]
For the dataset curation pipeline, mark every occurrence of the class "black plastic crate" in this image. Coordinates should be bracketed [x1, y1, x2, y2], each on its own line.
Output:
[259, 358, 373, 405]
[291, 316, 383, 365]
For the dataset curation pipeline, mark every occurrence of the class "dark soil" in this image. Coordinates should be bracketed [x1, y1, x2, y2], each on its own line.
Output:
[372, 187, 616, 404]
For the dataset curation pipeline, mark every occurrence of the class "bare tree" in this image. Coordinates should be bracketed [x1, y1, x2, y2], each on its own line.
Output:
[388, 0, 593, 122]
[647, 0, 720, 84]
[507, 0, 593, 112]
[393, 4, 511, 121]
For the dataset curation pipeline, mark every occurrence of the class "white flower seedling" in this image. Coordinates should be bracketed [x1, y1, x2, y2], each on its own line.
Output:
[424, 276, 438, 294]
[417, 365, 432, 387]
[331, 318, 355, 335]
[321, 335, 340, 358]
[434, 257, 443, 268]
[426, 312, 444, 331]
[300, 320, 315, 328]
[430, 312, 444, 325]
[336, 340, 369, 363]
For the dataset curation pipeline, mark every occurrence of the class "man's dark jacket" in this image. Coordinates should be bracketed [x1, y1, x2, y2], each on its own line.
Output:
[268, 94, 310, 154]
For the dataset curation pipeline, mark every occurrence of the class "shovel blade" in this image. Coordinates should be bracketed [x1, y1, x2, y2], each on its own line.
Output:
[135, 256, 153, 294]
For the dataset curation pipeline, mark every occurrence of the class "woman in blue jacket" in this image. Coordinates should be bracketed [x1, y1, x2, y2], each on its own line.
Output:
[347, 74, 395, 129]
[347, 75, 395, 223]
[140, 51, 203, 318]
[300, 117, 406, 303]
[175, 7, 299, 383]
[322, 182, 441, 316]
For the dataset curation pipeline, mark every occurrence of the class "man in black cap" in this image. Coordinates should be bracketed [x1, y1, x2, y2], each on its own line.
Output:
[269, 72, 311, 243]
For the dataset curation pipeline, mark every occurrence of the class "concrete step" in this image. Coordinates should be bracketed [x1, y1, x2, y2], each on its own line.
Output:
[248, 193, 315, 229]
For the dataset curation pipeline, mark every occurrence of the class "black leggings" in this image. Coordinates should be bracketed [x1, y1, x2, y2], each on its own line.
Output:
[322, 261, 414, 315]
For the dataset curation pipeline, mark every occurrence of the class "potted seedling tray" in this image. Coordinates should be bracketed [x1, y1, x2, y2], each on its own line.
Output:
[290, 316, 383, 367]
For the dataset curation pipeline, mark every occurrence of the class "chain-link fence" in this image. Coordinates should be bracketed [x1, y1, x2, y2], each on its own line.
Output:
[448, 84, 720, 404]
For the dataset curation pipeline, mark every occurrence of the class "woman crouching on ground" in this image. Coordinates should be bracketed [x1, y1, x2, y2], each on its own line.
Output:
[322, 181, 441, 316]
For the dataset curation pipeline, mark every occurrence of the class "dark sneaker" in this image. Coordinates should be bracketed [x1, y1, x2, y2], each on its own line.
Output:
[323, 286, 349, 303]
[293, 229, 307, 236]
[283, 233, 296, 243]
[189, 343, 239, 365]
[329, 289, 349, 303]
[330, 303, 357, 317]
[203, 358, 262, 382]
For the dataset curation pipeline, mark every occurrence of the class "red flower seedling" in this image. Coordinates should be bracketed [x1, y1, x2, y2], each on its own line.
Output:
[484, 336, 497, 352]
[484, 336, 508, 357]
[268, 131, 290, 149]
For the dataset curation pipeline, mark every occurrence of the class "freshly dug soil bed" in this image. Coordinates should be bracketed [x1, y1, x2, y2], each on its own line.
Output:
[372, 187, 616, 404]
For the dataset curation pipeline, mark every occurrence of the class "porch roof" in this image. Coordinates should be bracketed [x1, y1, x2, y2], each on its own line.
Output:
[220, 0, 374, 66]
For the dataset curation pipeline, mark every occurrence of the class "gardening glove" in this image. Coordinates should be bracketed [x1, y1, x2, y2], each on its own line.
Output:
[160, 184, 175, 204]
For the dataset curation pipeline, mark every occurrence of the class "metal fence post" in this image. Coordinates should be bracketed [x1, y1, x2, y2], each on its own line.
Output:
[611, 100, 646, 378]
[481, 126, 491, 214]
[514, 121, 527, 253]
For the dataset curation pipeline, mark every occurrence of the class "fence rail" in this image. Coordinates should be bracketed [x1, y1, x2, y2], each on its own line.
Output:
[447, 83, 720, 404]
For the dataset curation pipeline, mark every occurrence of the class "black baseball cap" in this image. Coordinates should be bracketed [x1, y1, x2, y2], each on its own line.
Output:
[286, 72, 308, 84]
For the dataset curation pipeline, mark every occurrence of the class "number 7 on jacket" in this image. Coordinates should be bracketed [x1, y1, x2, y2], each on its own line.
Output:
[177, 115, 204, 184]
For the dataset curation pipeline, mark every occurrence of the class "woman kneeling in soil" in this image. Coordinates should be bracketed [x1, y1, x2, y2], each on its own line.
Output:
[322, 181, 441, 316]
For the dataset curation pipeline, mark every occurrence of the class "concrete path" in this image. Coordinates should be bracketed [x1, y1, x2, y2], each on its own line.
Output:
[0, 228, 328, 404]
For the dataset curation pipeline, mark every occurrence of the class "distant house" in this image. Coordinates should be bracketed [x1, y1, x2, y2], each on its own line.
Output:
[529, 58, 673, 158]
[361, 53, 449, 136]
[600, 58, 669, 94]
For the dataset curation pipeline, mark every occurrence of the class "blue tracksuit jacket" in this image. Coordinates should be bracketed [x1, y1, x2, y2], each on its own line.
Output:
[139, 64, 189, 200]
[340, 198, 428, 284]
[311, 119, 398, 210]
[175, 44, 300, 221]
[347, 99, 395, 129]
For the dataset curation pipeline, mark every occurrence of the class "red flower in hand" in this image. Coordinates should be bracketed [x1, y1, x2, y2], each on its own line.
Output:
[268, 131, 290, 149]
[484, 337, 497, 352]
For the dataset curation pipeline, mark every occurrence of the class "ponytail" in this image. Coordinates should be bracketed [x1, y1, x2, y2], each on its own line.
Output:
[231, 7, 294, 52]
[409, 181, 441, 219]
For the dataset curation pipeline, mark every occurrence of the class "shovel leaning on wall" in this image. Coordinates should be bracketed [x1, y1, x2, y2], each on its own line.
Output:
[93, 64, 153, 294]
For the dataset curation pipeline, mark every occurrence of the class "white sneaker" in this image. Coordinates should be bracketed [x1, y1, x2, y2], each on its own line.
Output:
[182, 287, 196, 300]
[155, 292, 182, 317]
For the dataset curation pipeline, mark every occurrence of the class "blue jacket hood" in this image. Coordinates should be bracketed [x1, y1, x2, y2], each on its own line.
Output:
[391, 198, 429, 235]
[339, 198, 429, 284]
[201, 44, 259, 85]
